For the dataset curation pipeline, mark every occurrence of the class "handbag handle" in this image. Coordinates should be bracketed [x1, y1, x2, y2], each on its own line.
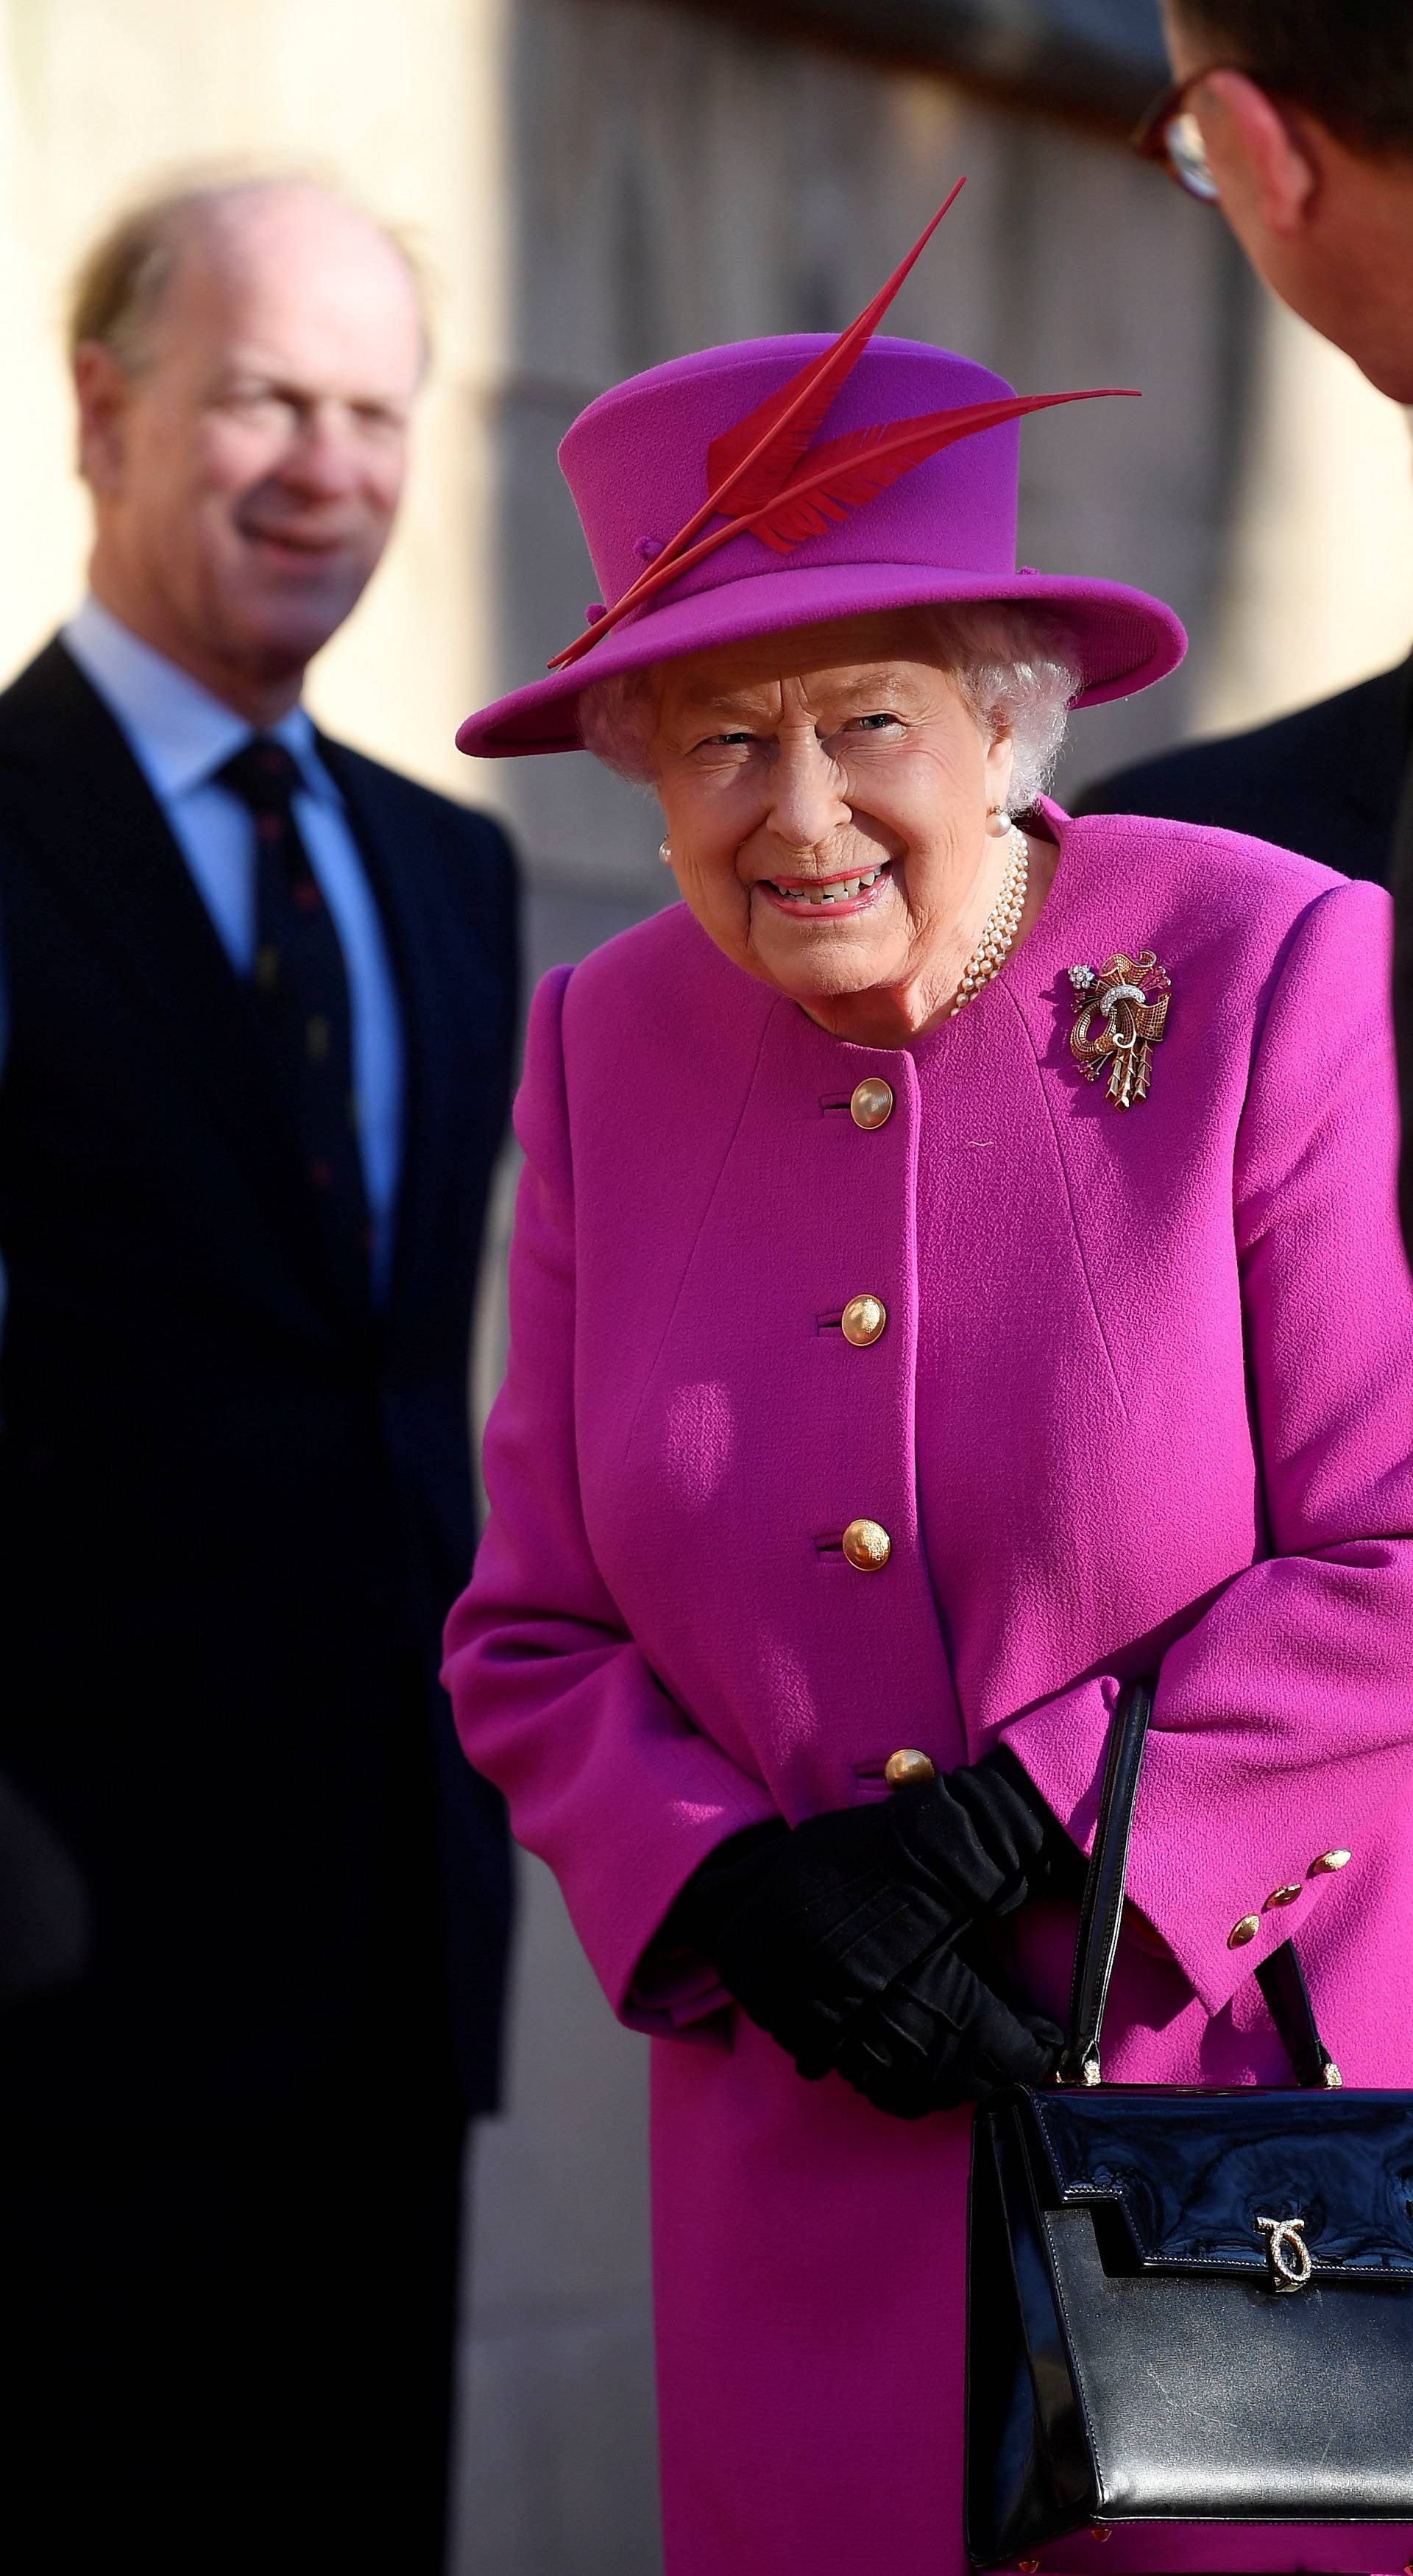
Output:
[1058, 1677, 1339, 2090]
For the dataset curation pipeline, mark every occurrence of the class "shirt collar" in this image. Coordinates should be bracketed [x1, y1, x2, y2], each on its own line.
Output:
[62, 597, 339, 808]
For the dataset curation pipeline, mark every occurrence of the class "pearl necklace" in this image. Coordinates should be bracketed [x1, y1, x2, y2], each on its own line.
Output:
[949, 826, 1030, 1017]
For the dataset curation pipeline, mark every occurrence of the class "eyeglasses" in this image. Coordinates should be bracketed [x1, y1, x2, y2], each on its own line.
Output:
[1130, 64, 1247, 203]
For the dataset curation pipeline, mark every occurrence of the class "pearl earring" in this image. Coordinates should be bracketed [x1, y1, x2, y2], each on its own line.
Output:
[659, 839, 673, 863]
[987, 804, 1012, 838]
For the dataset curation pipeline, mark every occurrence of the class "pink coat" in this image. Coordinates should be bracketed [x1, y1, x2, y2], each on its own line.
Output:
[444, 803, 1413, 2576]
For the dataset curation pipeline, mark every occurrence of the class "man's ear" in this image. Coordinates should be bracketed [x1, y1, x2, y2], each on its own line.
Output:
[73, 342, 135, 493]
[1199, 70, 1319, 237]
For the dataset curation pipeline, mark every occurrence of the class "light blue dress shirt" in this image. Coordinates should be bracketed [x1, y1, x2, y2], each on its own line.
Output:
[63, 596, 405, 1301]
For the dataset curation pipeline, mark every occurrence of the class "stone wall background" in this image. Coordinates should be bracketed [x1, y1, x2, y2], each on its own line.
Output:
[4, 3, 1413, 2570]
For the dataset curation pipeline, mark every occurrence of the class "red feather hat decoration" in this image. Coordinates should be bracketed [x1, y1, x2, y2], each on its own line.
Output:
[547, 183, 1136, 675]
[455, 183, 1187, 757]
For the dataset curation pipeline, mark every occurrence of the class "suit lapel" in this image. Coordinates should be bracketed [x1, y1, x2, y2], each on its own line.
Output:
[315, 737, 454, 1336]
[0, 641, 347, 1313]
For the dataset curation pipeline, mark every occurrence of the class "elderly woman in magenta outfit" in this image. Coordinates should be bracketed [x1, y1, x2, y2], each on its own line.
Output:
[442, 206, 1413, 2576]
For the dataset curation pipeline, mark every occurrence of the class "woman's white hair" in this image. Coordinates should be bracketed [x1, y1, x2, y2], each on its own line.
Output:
[577, 603, 1083, 813]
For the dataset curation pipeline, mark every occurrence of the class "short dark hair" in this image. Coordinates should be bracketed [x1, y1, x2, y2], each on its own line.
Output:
[1172, 0, 1413, 155]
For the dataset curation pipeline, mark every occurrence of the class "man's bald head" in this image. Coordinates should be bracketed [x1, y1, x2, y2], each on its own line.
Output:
[71, 174, 428, 722]
[70, 173, 430, 374]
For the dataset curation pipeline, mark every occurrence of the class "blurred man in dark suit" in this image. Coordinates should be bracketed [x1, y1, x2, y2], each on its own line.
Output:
[1142, 3, 1413, 1244]
[0, 953, 93, 2014]
[1077, 651, 1412, 888]
[0, 174, 517, 2574]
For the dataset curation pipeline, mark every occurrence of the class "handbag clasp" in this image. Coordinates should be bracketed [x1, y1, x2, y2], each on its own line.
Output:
[1256, 2214, 1313, 2291]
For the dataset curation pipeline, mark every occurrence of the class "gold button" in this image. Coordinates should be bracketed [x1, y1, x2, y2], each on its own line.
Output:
[850, 1078, 894, 1130]
[1228, 1914, 1261, 1949]
[1311, 1848, 1351, 1874]
[841, 1294, 888, 1348]
[884, 1748, 935, 1790]
[841, 1517, 891, 1571]
[1265, 1884, 1302, 1909]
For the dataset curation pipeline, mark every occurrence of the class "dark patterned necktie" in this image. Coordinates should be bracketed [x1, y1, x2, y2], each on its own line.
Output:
[216, 737, 370, 1296]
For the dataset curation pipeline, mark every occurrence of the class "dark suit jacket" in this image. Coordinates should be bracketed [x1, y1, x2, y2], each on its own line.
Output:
[1075, 655, 1413, 887]
[0, 640, 518, 2117]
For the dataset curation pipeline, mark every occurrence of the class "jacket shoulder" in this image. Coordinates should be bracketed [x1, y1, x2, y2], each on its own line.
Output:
[0, 637, 123, 776]
[0, 637, 71, 721]
[1083, 663, 1403, 793]
[319, 737, 516, 875]
[1059, 810, 1389, 1041]
[1083, 673, 1382, 791]
[1071, 662, 1409, 884]
[1066, 805, 1354, 915]
[558, 899, 770, 1068]
[525, 903, 776, 1147]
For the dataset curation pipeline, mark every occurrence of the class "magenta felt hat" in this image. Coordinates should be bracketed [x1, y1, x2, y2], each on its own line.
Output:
[457, 331, 1186, 761]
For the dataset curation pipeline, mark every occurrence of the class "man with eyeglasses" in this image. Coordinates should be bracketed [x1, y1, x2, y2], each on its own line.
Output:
[1121, 3, 1413, 1258]
[1139, 4, 1413, 408]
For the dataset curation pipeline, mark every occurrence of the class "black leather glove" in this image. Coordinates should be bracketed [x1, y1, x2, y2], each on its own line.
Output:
[890, 1742, 1084, 1917]
[829, 1931, 1063, 2117]
[667, 1748, 1078, 2101]
[660, 1818, 791, 1954]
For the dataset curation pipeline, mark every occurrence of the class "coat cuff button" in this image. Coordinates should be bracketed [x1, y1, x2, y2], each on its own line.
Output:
[1228, 1914, 1261, 1948]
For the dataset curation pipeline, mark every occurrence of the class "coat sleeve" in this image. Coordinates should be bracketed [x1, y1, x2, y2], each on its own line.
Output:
[442, 965, 779, 2032]
[1003, 877, 1413, 2020]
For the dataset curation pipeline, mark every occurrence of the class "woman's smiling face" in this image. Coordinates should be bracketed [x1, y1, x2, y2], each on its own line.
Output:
[650, 612, 1018, 1041]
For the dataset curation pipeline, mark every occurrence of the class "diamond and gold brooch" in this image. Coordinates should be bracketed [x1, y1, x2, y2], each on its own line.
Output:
[1068, 951, 1171, 1111]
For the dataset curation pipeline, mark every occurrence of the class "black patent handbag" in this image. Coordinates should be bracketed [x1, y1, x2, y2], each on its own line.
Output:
[965, 1679, 1413, 2566]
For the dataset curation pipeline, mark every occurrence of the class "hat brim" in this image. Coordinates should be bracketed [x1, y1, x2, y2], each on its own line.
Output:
[456, 559, 1186, 757]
